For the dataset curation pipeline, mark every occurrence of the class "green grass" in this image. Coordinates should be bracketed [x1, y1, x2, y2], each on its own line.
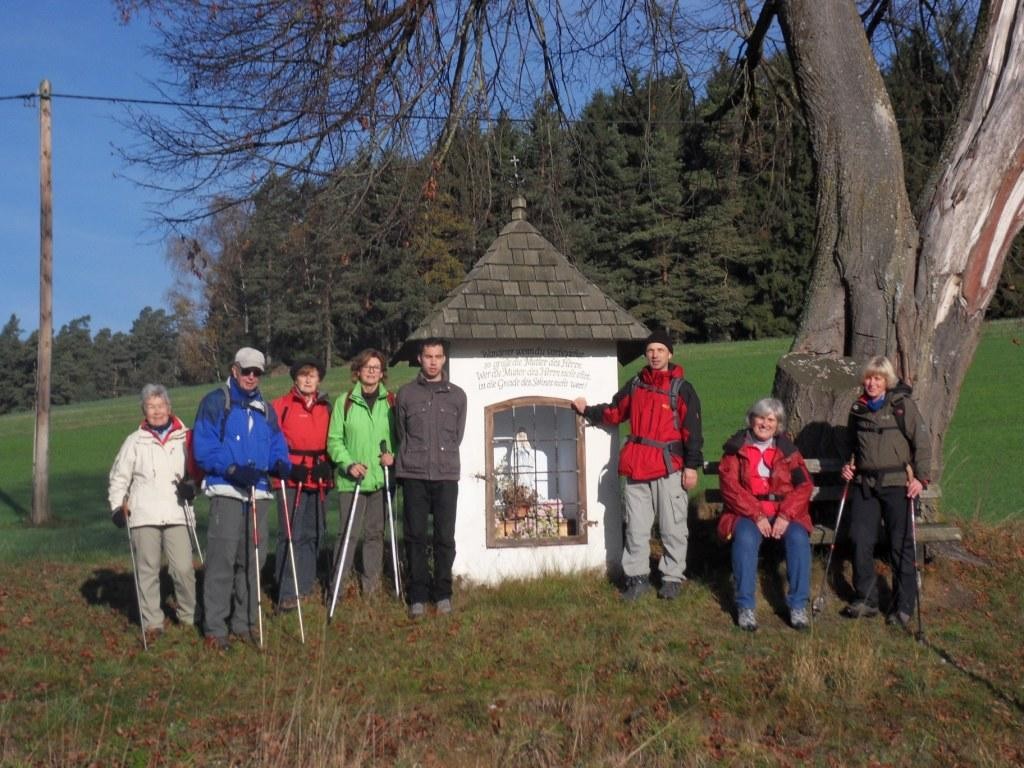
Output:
[0, 524, 1022, 765]
[942, 319, 1024, 521]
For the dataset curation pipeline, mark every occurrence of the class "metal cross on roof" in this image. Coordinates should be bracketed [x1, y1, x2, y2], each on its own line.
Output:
[510, 154, 523, 190]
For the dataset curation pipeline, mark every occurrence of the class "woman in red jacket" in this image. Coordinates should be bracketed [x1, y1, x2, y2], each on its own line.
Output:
[717, 398, 814, 631]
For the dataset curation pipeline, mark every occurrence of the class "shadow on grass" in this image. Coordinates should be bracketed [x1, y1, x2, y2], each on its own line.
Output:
[921, 635, 1024, 716]
[80, 565, 208, 630]
[0, 485, 28, 519]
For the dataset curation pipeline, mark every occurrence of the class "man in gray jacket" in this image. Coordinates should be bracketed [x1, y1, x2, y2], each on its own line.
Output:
[395, 338, 467, 618]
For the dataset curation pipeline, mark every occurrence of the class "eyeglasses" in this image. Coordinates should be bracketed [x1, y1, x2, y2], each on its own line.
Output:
[361, 365, 382, 372]
[239, 367, 263, 377]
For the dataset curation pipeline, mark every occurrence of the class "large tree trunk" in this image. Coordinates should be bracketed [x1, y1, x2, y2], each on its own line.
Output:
[904, 0, 1024, 483]
[774, 0, 1024, 485]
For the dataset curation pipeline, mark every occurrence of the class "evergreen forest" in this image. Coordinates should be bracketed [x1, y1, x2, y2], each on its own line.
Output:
[1, 16, 1021, 415]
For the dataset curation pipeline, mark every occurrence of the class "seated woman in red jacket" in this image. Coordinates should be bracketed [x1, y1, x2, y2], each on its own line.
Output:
[717, 398, 814, 632]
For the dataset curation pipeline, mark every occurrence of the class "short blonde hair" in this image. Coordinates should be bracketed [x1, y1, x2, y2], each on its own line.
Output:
[861, 355, 898, 390]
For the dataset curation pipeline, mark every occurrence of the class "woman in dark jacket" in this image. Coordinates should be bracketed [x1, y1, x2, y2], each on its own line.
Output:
[717, 398, 814, 631]
[840, 355, 931, 628]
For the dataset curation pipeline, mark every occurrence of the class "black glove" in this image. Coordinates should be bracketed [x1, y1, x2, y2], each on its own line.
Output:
[288, 463, 309, 483]
[175, 478, 197, 503]
[227, 464, 265, 488]
[311, 461, 333, 482]
[111, 507, 128, 529]
[269, 460, 291, 480]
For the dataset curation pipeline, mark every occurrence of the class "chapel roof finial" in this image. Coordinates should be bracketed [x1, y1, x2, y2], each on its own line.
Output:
[509, 155, 527, 221]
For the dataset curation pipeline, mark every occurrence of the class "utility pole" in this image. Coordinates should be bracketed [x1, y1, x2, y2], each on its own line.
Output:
[32, 79, 53, 526]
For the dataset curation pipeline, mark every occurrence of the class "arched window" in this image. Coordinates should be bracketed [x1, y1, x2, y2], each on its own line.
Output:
[484, 397, 586, 547]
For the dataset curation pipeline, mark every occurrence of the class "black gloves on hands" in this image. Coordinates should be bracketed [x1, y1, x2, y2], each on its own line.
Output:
[111, 506, 128, 528]
[227, 464, 265, 488]
[175, 477, 197, 503]
[311, 461, 333, 482]
[270, 460, 307, 484]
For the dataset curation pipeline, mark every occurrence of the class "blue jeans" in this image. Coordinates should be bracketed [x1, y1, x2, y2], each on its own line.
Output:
[731, 516, 810, 611]
[275, 487, 326, 602]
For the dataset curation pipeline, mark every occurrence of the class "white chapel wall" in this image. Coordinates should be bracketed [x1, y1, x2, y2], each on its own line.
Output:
[448, 340, 624, 584]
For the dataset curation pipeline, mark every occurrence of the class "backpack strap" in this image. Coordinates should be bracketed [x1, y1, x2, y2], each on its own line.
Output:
[344, 390, 396, 417]
[629, 376, 686, 432]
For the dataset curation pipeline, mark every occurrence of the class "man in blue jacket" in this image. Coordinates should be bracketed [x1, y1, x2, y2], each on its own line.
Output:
[192, 347, 298, 649]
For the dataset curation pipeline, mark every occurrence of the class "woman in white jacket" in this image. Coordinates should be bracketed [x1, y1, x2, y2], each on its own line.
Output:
[108, 384, 197, 639]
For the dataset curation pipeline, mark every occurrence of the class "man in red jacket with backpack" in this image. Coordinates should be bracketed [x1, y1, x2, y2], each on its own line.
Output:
[573, 330, 703, 601]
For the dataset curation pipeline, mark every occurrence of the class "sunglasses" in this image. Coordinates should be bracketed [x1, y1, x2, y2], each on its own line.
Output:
[239, 367, 263, 377]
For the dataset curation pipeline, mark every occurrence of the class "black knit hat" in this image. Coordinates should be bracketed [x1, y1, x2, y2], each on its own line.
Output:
[289, 358, 326, 380]
[644, 329, 674, 353]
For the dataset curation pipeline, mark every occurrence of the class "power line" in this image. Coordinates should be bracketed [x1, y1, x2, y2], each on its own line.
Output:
[0, 88, 958, 128]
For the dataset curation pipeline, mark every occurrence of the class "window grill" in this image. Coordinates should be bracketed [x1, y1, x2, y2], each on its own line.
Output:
[484, 397, 586, 547]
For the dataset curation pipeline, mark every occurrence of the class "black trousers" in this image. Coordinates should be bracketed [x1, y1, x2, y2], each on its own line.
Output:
[401, 479, 458, 604]
[848, 482, 918, 615]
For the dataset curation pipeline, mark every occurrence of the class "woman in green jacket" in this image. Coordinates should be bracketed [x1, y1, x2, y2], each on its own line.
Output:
[327, 349, 397, 596]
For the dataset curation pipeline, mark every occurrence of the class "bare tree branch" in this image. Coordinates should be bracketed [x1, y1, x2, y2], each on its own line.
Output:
[703, 0, 779, 123]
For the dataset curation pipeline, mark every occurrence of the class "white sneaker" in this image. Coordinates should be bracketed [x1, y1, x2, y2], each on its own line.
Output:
[738, 607, 758, 632]
[436, 598, 452, 615]
[790, 606, 810, 630]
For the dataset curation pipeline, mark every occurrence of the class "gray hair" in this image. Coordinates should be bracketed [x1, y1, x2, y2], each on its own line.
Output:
[140, 383, 171, 409]
[747, 397, 786, 435]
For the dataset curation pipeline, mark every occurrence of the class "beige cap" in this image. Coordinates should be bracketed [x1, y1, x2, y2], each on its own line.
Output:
[233, 347, 266, 372]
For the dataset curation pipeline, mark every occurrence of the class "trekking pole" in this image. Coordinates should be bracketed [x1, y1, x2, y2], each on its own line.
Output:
[328, 480, 361, 621]
[175, 474, 204, 565]
[182, 498, 204, 565]
[906, 465, 925, 642]
[277, 482, 306, 644]
[250, 487, 264, 649]
[381, 440, 402, 601]
[812, 455, 854, 615]
[122, 496, 148, 650]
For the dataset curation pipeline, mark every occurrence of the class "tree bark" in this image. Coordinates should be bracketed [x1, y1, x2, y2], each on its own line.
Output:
[904, 0, 1024, 482]
[774, 0, 1024, 484]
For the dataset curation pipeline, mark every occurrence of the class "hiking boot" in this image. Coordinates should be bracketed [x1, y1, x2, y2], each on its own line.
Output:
[408, 602, 426, 619]
[658, 579, 683, 600]
[841, 601, 879, 619]
[436, 598, 452, 615]
[277, 597, 298, 613]
[231, 629, 261, 645]
[143, 626, 164, 645]
[737, 608, 758, 632]
[886, 610, 913, 629]
[790, 606, 810, 631]
[204, 635, 230, 651]
[621, 575, 652, 602]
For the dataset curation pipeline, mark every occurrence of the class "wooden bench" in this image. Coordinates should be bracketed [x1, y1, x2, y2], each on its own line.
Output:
[697, 458, 961, 546]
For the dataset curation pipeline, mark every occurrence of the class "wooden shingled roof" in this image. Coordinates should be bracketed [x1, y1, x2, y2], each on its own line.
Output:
[396, 196, 649, 362]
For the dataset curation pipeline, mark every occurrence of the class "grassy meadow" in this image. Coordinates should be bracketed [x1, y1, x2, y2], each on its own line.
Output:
[0, 322, 1022, 765]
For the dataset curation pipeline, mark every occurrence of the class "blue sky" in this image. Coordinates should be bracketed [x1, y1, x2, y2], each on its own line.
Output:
[0, 2, 175, 335]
